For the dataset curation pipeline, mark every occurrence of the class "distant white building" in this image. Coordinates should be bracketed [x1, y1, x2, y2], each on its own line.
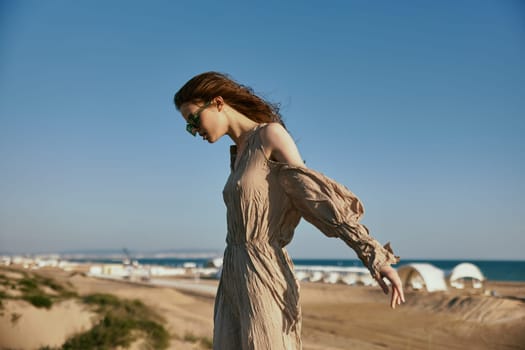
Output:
[1, 256, 11, 266]
[89, 265, 103, 275]
[149, 266, 186, 276]
[35, 258, 59, 268]
[206, 257, 224, 268]
[323, 271, 341, 284]
[293, 265, 373, 285]
[96, 264, 130, 278]
[448, 262, 485, 289]
[397, 263, 448, 292]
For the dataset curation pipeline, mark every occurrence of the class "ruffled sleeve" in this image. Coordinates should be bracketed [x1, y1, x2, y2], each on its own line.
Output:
[277, 165, 399, 279]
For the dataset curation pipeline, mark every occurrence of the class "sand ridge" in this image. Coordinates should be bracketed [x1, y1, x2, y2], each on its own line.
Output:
[1, 267, 524, 350]
[0, 298, 97, 349]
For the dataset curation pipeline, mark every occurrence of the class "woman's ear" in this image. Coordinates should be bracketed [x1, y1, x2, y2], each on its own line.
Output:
[214, 96, 225, 111]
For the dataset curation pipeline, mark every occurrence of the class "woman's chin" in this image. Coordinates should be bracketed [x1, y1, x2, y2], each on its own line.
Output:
[206, 135, 222, 143]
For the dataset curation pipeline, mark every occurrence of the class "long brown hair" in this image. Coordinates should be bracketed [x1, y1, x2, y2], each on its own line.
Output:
[174, 72, 286, 128]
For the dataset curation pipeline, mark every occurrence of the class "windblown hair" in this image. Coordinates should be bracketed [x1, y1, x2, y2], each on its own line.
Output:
[174, 72, 285, 128]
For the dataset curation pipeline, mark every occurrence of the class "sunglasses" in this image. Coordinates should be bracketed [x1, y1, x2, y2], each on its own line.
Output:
[186, 101, 212, 136]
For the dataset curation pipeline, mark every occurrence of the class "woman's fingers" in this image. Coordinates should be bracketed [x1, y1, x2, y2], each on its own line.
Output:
[379, 265, 405, 309]
[393, 276, 405, 304]
[378, 265, 406, 308]
[399, 285, 405, 303]
[391, 286, 399, 309]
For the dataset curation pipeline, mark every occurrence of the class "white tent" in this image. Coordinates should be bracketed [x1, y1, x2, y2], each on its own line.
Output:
[397, 263, 448, 292]
[448, 263, 485, 289]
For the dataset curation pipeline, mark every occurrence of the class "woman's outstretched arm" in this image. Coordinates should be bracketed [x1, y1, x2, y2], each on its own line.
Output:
[261, 122, 405, 308]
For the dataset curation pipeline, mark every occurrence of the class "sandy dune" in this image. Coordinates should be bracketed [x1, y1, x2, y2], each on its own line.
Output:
[1, 267, 524, 350]
[0, 298, 97, 349]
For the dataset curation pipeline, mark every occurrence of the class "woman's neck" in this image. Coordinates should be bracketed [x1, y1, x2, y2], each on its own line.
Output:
[225, 107, 260, 147]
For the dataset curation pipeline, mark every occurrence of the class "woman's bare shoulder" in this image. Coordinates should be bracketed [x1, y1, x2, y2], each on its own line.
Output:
[260, 122, 289, 141]
[260, 123, 304, 167]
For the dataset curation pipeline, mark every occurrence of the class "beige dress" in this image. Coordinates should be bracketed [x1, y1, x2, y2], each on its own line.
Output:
[215, 123, 399, 350]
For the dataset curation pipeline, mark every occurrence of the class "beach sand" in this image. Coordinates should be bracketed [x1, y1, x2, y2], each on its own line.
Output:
[1, 266, 524, 350]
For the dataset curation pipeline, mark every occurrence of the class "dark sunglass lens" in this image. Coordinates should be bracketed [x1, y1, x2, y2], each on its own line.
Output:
[190, 114, 200, 125]
[186, 124, 197, 136]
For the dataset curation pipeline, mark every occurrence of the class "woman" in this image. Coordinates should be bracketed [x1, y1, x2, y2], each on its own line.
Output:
[174, 72, 404, 350]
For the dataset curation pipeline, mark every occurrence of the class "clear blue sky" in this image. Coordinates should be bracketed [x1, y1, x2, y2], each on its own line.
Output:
[1, 0, 523, 259]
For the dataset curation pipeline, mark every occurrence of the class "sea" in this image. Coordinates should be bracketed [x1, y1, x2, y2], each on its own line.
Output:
[70, 257, 525, 282]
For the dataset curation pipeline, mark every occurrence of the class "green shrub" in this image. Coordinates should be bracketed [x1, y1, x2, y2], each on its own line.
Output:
[183, 332, 213, 349]
[40, 277, 65, 292]
[11, 312, 22, 324]
[137, 320, 169, 349]
[184, 332, 199, 342]
[200, 336, 213, 349]
[0, 290, 6, 309]
[83, 293, 121, 308]
[19, 278, 39, 292]
[62, 314, 135, 349]
[24, 294, 53, 308]
[67, 293, 169, 350]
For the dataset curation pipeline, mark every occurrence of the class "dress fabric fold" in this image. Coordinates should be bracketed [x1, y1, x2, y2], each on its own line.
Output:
[216, 124, 398, 350]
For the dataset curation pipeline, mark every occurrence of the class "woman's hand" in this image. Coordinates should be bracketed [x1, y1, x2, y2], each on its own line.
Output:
[376, 265, 405, 309]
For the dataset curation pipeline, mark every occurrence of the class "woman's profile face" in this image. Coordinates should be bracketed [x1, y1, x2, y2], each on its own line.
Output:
[180, 101, 225, 143]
